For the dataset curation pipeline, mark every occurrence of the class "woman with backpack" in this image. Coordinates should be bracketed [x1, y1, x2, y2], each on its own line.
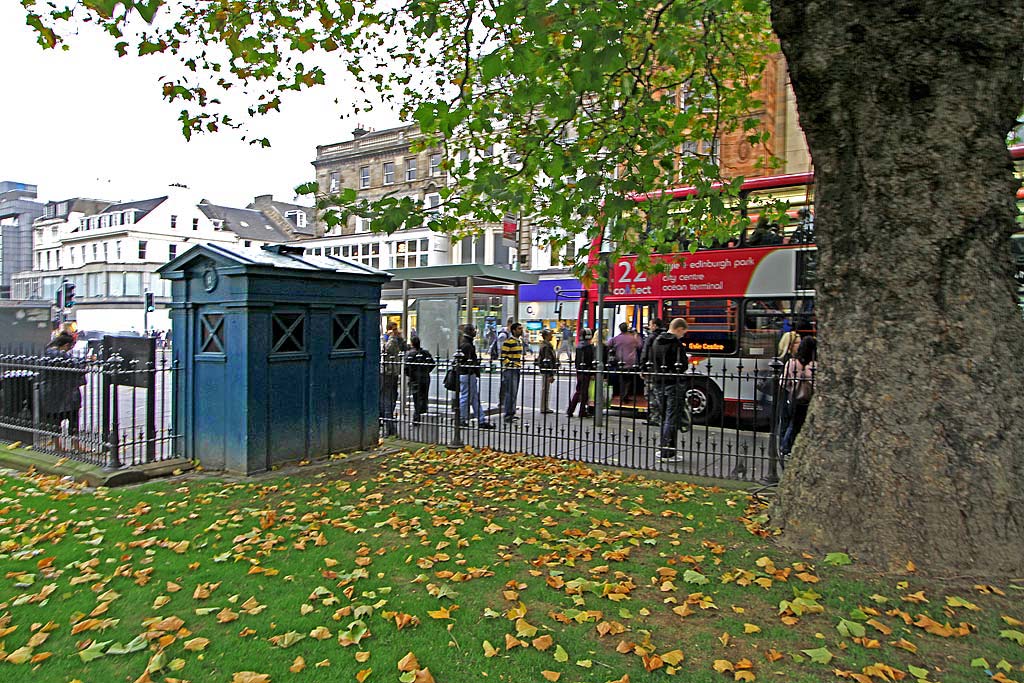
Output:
[780, 336, 817, 457]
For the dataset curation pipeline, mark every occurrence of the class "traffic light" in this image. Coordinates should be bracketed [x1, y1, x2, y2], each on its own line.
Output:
[145, 291, 155, 313]
[63, 282, 76, 308]
[54, 287, 64, 309]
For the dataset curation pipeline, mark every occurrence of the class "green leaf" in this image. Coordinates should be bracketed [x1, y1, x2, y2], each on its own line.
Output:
[969, 657, 989, 668]
[107, 634, 148, 655]
[999, 629, 1024, 646]
[824, 552, 851, 566]
[554, 644, 568, 663]
[399, 673, 416, 683]
[907, 665, 929, 679]
[800, 647, 833, 665]
[79, 640, 113, 662]
[837, 618, 866, 638]
[683, 569, 709, 585]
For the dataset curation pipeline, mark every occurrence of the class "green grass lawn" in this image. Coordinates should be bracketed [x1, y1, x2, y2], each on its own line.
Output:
[0, 446, 1021, 683]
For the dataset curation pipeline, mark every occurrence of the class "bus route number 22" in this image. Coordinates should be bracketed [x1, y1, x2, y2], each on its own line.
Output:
[616, 260, 648, 284]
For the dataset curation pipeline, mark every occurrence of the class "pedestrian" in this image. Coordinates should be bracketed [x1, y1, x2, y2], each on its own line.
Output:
[649, 318, 690, 460]
[566, 329, 596, 418]
[608, 322, 643, 402]
[556, 324, 574, 362]
[535, 328, 558, 414]
[42, 331, 86, 452]
[639, 317, 667, 425]
[457, 325, 495, 429]
[780, 336, 817, 456]
[489, 316, 513, 361]
[379, 326, 404, 436]
[405, 336, 435, 425]
[500, 322, 525, 424]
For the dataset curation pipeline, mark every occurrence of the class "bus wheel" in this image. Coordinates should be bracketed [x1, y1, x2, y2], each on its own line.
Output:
[683, 379, 723, 425]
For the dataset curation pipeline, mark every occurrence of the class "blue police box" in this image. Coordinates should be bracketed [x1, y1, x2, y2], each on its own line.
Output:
[159, 244, 391, 475]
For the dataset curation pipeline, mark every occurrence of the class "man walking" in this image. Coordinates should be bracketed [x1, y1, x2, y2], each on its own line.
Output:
[405, 336, 435, 425]
[608, 322, 643, 402]
[500, 322, 525, 423]
[380, 326, 405, 436]
[556, 324, 574, 362]
[457, 325, 495, 429]
[649, 318, 690, 459]
[639, 318, 667, 425]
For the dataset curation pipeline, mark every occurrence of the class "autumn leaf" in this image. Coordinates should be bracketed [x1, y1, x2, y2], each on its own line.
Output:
[1000, 629, 1024, 646]
[289, 656, 306, 673]
[743, 623, 761, 634]
[398, 652, 420, 672]
[541, 672, 561, 682]
[532, 635, 554, 651]
[309, 626, 332, 640]
[269, 631, 306, 648]
[801, 647, 833, 665]
[713, 659, 735, 673]
[183, 637, 209, 651]
[554, 644, 569, 662]
[661, 650, 685, 665]
[356, 668, 372, 683]
[231, 673, 271, 683]
[483, 640, 498, 658]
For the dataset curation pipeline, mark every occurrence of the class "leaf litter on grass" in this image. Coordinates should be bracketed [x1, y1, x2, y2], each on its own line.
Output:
[0, 450, 1021, 683]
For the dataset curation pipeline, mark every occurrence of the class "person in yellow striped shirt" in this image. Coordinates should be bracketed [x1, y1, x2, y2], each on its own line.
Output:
[500, 322, 524, 423]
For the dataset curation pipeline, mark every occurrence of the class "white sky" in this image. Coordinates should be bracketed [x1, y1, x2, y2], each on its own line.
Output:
[0, 4, 400, 208]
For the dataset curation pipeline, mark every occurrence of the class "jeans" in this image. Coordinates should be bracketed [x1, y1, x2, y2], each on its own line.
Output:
[780, 401, 809, 454]
[501, 368, 521, 418]
[567, 372, 592, 416]
[380, 374, 399, 435]
[411, 379, 429, 420]
[657, 383, 687, 458]
[459, 374, 484, 424]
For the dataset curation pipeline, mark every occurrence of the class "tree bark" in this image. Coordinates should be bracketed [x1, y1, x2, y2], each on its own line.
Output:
[769, 0, 1024, 574]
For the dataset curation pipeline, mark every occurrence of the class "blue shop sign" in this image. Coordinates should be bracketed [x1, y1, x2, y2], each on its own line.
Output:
[518, 278, 581, 302]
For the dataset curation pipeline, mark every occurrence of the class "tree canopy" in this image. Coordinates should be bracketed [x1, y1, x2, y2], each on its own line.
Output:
[24, 0, 777, 262]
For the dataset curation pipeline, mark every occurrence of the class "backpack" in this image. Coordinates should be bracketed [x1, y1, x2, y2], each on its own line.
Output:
[490, 328, 508, 357]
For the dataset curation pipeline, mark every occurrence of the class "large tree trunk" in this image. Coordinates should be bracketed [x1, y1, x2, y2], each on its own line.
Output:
[769, 0, 1024, 574]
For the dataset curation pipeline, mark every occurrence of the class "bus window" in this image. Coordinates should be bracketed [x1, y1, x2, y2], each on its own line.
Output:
[663, 298, 739, 355]
[741, 298, 817, 358]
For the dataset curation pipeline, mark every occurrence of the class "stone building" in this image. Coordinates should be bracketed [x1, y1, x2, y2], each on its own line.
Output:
[0, 181, 44, 298]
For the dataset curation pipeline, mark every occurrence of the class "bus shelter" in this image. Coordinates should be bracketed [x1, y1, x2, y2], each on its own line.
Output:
[382, 264, 538, 357]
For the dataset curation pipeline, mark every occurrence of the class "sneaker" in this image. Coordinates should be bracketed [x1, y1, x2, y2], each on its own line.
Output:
[541, 410, 554, 414]
[458, 421, 471, 427]
[478, 421, 496, 430]
[658, 452, 678, 460]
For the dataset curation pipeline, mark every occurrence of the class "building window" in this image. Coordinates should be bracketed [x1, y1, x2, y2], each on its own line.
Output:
[46, 252, 51, 270]
[359, 166, 370, 189]
[115, 241, 122, 260]
[483, 144, 495, 158]
[383, 162, 395, 185]
[329, 171, 340, 193]
[355, 216, 371, 233]
[425, 193, 442, 214]
[138, 240, 148, 260]
[391, 238, 430, 269]
[100, 215, 109, 228]
[111, 213, 121, 226]
[124, 211, 134, 224]
[285, 210, 307, 229]
[55, 251, 60, 269]
[170, 215, 177, 229]
[244, 240, 252, 248]
[169, 244, 177, 260]
[103, 242, 109, 261]
[405, 157, 417, 181]
[430, 153, 442, 176]
[192, 217, 199, 230]
[92, 244, 98, 261]
[459, 149, 469, 164]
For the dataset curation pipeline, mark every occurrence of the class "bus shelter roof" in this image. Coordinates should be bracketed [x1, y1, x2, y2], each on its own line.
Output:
[381, 263, 538, 293]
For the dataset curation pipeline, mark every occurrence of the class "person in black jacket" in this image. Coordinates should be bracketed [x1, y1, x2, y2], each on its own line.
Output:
[639, 318, 666, 425]
[405, 336, 435, 425]
[649, 318, 690, 459]
[535, 328, 558, 414]
[566, 329, 596, 418]
[456, 325, 495, 429]
[42, 331, 86, 451]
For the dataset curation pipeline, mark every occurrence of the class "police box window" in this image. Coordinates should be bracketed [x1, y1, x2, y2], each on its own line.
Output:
[662, 298, 739, 355]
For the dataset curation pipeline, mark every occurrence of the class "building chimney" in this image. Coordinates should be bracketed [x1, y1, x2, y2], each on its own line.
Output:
[352, 125, 369, 139]
[252, 194, 273, 210]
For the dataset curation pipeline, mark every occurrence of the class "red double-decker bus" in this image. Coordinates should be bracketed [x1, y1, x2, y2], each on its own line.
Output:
[581, 143, 1024, 424]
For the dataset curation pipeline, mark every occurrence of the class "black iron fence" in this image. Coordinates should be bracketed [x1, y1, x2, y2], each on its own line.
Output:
[380, 353, 817, 483]
[0, 350, 179, 468]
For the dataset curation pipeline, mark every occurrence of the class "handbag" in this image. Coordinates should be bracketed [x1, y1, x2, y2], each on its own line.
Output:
[793, 379, 813, 405]
[443, 367, 459, 392]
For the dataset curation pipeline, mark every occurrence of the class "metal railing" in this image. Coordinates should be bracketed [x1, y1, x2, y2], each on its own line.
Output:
[381, 352, 816, 483]
[0, 350, 179, 468]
